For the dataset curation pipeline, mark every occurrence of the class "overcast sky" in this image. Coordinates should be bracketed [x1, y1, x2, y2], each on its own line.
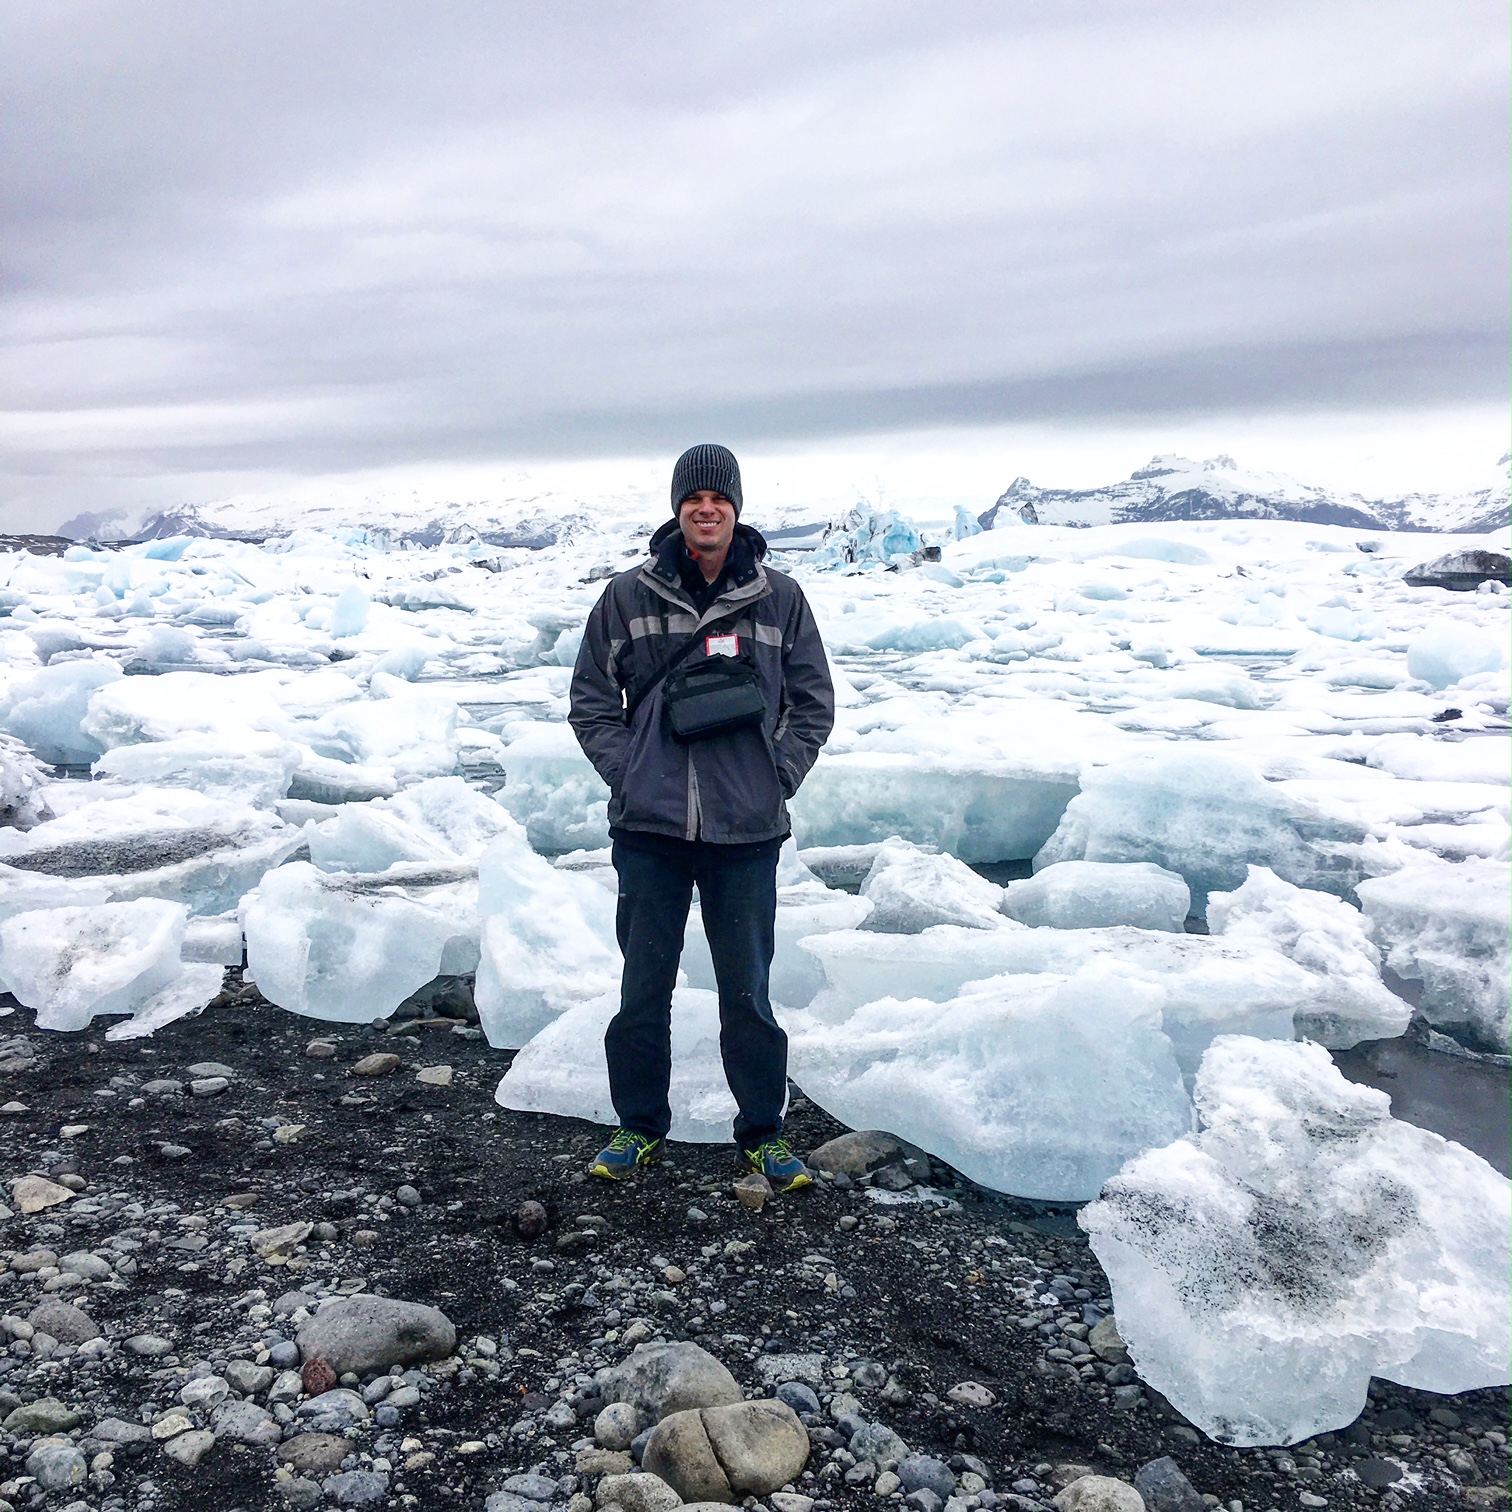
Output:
[2, 0, 1507, 529]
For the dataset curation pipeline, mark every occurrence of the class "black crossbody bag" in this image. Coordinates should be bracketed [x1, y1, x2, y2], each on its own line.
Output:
[624, 620, 767, 744]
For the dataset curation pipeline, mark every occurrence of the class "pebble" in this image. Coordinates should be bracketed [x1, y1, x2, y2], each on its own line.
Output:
[306, 1039, 338, 1058]
[502, 1472, 562, 1501]
[162, 1427, 217, 1466]
[26, 1437, 88, 1493]
[250, 1220, 314, 1258]
[190, 1076, 231, 1097]
[10, 1175, 75, 1214]
[187, 1060, 236, 1077]
[416, 1064, 453, 1085]
[733, 1172, 773, 1210]
[295, 1294, 457, 1374]
[351, 1052, 401, 1076]
[396, 1184, 422, 1207]
[900, 1455, 958, 1500]
[125, 1334, 174, 1357]
[279, 1432, 352, 1477]
[4, 1397, 81, 1434]
[323, 1469, 391, 1506]
[27, 1300, 101, 1345]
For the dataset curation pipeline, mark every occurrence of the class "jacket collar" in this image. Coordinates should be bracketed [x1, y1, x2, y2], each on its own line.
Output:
[642, 520, 770, 622]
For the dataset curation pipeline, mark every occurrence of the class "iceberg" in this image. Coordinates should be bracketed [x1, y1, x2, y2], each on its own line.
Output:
[1356, 855, 1511, 1052]
[1002, 860, 1190, 932]
[0, 734, 53, 830]
[1034, 747, 1360, 905]
[0, 658, 123, 765]
[792, 751, 1078, 862]
[788, 965, 1192, 1199]
[1405, 623, 1507, 689]
[1080, 1036, 1511, 1445]
[1206, 866, 1410, 1047]
[497, 722, 611, 853]
[495, 987, 739, 1142]
[307, 776, 515, 872]
[473, 823, 620, 1048]
[93, 733, 301, 808]
[309, 688, 460, 783]
[0, 898, 221, 1034]
[242, 860, 479, 1022]
[858, 837, 1005, 933]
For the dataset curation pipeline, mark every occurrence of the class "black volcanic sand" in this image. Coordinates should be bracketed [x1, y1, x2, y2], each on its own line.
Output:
[0, 974, 1506, 1512]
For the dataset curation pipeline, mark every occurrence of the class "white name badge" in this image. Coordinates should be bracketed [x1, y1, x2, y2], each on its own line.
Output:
[705, 633, 739, 658]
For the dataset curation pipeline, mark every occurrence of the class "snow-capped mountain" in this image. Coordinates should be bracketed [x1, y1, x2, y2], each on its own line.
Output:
[979, 454, 1511, 534]
[53, 451, 1510, 545]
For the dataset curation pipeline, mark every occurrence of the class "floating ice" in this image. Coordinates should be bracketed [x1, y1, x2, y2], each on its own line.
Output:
[1034, 747, 1358, 905]
[473, 824, 619, 1048]
[858, 838, 1004, 933]
[242, 860, 479, 1023]
[329, 584, 370, 638]
[788, 965, 1192, 1199]
[1356, 855, 1511, 1052]
[497, 722, 611, 852]
[0, 734, 53, 830]
[1206, 866, 1409, 1047]
[1406, 623, 1507, 689]
[800, 922, 1364, 1070]
[307, 777, 514, 872]
[0, 899, 220, 1034]
[1002, 860, 1190, 932]
[285, 750, 397, 805]
[1080, 1036, 1512, 1445]
[94, 733, 300, 808]
[495, 987, 739, 1142]
[0, 658, 123, 765]
[0, 790, 304, 917]
[309, 687, 460, 783]
[793, 752, 1078, 863]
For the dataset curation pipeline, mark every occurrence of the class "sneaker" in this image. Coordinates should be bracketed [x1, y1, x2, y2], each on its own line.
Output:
[589, 1129, 662, 1180]
[742, 1137, 812, 1192]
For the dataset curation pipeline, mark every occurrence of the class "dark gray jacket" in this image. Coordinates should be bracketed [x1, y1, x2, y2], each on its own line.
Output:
[569, 521, 834, 844]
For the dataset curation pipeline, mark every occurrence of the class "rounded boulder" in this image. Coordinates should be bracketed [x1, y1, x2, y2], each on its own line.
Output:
[295, 1296, 456, 1375]
[644, 1398, 809, 1504]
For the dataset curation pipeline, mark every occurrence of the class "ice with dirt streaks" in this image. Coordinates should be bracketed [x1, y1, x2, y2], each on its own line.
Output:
[495, 987, 739, 1142]
[1002, 860, 1190, 932]
[788, 964, 1192, 1199]
[1080, 1036, 1511, 1446]
[0, 898, 222, 1035]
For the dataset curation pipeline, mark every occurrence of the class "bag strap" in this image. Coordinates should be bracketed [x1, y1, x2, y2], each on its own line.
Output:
[623, 615, 736, 723]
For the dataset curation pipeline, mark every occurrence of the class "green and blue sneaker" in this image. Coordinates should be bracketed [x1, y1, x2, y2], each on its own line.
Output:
[742, 1137, 812, 1192]
[589, 1129, 662, 1181]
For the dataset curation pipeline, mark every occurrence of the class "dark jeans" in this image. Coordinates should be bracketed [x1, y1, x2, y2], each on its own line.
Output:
[607, 836, 786, 1148]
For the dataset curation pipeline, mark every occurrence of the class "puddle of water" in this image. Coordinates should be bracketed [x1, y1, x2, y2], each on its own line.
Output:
[1333, 1029, 1511, 1175]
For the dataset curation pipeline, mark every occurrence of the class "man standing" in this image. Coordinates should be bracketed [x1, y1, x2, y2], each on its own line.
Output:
[569, 444, 834, 1189]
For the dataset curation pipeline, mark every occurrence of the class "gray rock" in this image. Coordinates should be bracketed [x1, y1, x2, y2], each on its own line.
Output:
[212, 1398, 282, 1445]
[26, 1437, 87, 1493]
[850, 1421, 909, 1469]
[269, 1339, 301, 1367]
[125, 1333, 174, 1357]
[1354, 1458, 1403, 1489]
[26, 1300, 101, 1345]
[323, 1469, 391, 1506]
[141, 1079, 185, 1097]
[808, 1129, 924, 1176]
[486, 1497, 545, 1512]
[278, 1432, 352, 1477]
[598, 1341, 744, 1423]
[180, 1374, 231, 1411]
[56, 1251, 113, 1282]
[595, 1472, 683, 1512]
[296, 1295, 456, 1375]
[1051, 1476, 1145, 1512]
[224, 1359, 274, 1396]
[86, 1416, 153, 1448]
[502, 1473, 562, 1502]
[1088, 1316, 1130, 1365]
[186, 1060, 236, 1078]
[644, 1398, 810, 1503]
[280, 1477, 324, 1511]
[754, 1353, 827, 1389]
[161, 1428, 217, 1467]
[1133, 1459, 1201, 1512]
[905, 1492, 943, 1512]
[597, 1401, 648, 1450]
[295, 1387, 370, 1431]
[396, 1184, 422, 1207]
[901, 1456, 958, 1500]
[774, 1382, 821, 1416]
[190, 1076, 230, 1097]
[1403, 549, 1511, 591]
[273, 1289, 317, 1318]
[4, 1396, 81, 1434]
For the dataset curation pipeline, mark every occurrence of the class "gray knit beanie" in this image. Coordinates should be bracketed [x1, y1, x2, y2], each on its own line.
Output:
[671, 443, 742, 517]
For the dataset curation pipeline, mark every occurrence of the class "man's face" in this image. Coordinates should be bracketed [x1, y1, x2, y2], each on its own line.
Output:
[678, 490, 737, 557]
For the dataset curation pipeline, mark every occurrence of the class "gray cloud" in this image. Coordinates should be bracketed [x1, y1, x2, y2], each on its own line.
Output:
[2, 0, 1506, 525]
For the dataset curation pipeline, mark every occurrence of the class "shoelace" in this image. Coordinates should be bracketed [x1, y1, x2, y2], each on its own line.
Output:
[606, 1129, 643, 1154]
[752, 1138, 798, 1165]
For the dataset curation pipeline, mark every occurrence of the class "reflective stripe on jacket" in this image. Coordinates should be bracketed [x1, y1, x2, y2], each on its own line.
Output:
[568, 520, 835, 844]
